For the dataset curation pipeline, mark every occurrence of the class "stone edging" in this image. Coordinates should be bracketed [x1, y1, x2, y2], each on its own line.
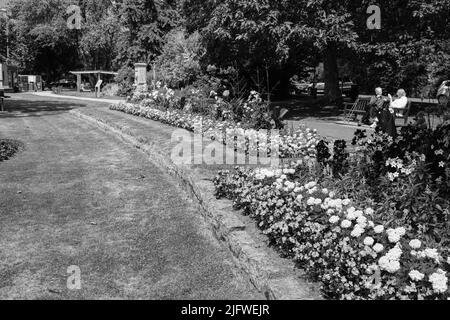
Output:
[69, 109, 322, 300]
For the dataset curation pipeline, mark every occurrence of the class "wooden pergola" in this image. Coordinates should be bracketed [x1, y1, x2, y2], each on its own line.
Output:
[69, 70, 118, 92]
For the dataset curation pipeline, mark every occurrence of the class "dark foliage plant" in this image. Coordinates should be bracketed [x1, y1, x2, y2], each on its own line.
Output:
[0, 139, 23, 162]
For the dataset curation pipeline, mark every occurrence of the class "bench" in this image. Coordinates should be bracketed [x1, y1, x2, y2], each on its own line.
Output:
[343, 96, 371, 121]
[344, 96, 412, 125]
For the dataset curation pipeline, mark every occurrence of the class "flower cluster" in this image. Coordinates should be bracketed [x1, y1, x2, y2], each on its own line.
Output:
[214, 166, 449, 300]
[110, 101, 320, 159]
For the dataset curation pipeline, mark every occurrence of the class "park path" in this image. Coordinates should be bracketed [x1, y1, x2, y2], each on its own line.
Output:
[0, 94, 263, 300]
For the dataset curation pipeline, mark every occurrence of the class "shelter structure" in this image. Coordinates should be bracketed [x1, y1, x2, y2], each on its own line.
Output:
[69, 70, 118, 92]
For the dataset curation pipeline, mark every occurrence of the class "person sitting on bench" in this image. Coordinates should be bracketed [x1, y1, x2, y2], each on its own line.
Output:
[388, 89, 408, 117]
[377, 89, 408, 138]
[361, 87, 386, 127]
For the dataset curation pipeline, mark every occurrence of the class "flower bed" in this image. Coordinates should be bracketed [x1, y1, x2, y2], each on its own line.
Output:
[110, 101, 320, 159]
[111, 86, 449, 299]
[0, 139, 23, 162]
[214, 165, 449, 300]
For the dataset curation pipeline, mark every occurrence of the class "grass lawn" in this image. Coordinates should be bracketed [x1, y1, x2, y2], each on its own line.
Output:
[0, 94, 263, 300]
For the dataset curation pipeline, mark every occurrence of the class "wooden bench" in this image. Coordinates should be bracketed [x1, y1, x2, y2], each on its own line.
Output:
[344, 96, 412, 125]
[343, 96, 371, 121]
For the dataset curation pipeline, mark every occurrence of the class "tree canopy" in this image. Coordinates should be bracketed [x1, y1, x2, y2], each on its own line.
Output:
[2, 0, 449, 99]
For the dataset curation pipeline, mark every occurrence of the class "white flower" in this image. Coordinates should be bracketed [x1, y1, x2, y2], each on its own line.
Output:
[329, 216, 340, 224]
[314, 198, 323, 205]
[387, 246, 403, 260]
[364, 237, 375, 246]
[322, 188, 329, 195]
[354, 210, 364, 218]
[373, 243, 384, 253]
[423, 248, 440, 262]
[296, 195, 303, 202]
[374, 225, 385, 234]
[365, 208, 374, 216]
[351, 225, 365, 238]
[429, 269, 448, 294]
[379, 256, 401, 273]
[409, 270, 425, 282]
[346, 208, 358, 221]
[356, 216, 368, 226]
[341, 220, 352, 229]
[388, 233, 401, 244]
[386, 228, 405, 243]
[306, 197, 316, 206]
[409, 239, 422, 250]
[396, 227, 406, 236]
[342, 199, 351, 206]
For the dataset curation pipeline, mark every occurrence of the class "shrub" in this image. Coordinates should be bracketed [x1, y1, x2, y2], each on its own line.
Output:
[115, 66, 135, 97]
[0, 139, 23, 162]
[102, 83, 119, 97]
[153, 29, 205, 89]
[214, 166, 449, 300]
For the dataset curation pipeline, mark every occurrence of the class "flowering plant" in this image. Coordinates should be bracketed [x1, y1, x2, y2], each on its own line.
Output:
[214, 166, 449, 300]
[111, 99, 321, 160]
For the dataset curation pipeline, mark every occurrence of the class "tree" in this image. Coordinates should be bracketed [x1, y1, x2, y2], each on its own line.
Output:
[7, 0, 82, 81]
[78, 0, 120, 71]
[154, 28, 205, 88]
[114, 0, 181, 67]
[199, 0, 316, 97]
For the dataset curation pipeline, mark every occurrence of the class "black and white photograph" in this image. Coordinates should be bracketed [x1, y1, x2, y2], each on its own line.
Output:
[0, 0, 449, 307]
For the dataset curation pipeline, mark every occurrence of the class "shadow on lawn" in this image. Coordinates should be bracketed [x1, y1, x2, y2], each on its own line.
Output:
[0, 95, 86, 118]
[271, 98, 345, 121]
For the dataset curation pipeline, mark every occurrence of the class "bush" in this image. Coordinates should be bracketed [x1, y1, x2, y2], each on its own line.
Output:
[153, 29, 205, 89]
[0, 139, 23, 162]
[102, 83, 119, 97]
[214, 166, 449, 300]
[317, 123, 450, 245]
[115, 66, 135, 97]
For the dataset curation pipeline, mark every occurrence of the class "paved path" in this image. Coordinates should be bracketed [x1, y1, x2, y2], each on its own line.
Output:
[0, 94, 263, 300]
[32, 91, 125, 104]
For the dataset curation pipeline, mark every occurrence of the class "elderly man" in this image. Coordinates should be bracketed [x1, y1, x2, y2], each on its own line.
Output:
[361, 87, 386, 126]
[388, 89, 408, 116]
[377, 89, 408, 138]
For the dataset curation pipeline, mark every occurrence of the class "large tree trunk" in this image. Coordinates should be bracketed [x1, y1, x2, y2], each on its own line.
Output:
[323, 43, 342, 104]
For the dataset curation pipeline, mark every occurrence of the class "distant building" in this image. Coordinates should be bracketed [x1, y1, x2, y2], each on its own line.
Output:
[0, 53, 17, 91]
